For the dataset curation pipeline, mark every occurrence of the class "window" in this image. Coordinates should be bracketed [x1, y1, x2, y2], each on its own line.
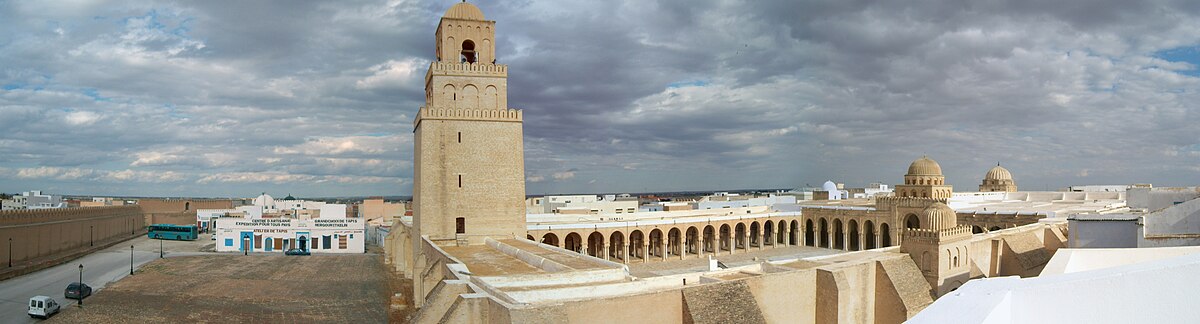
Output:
[458, 175, 462, 188]
[458, 132, 461, 143]
[456, 217, 466, 234]
[225, 239, 233, 247]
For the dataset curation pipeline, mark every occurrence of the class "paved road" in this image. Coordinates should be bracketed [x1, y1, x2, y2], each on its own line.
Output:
[0, 235, 213, 323]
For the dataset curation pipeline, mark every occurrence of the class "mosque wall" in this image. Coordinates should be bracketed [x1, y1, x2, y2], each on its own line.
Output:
[0, 206, 145, 279]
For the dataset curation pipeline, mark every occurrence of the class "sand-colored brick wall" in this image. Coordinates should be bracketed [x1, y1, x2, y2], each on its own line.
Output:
[0, 206, 144, 266]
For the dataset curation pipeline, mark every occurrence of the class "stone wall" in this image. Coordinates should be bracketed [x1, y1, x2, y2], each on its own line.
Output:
[0, 206, 144, 268]
[146, 212, 197, 226]
[136, 198, 233, 213]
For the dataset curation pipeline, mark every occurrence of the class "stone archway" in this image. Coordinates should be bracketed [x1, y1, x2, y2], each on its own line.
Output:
[833, 219, 844, 250]
[649, 229, 664, 258]
[719, 224, 732, 252]
[735, 223, 747, 250]
[629, 230, 645, 261]
[819, 218, 829, 248]
[763, 221, 775, 247]
[749, 222, 761, 248]
[541, 233, 559, 247]
[609, 231, 625, 261]
[864, 220, 876, 249]
[565, 232, 583, 253]
[686, 226, 700, 255]
[905, 213, 921, 229]
[848, 219, 859, 251]
[805, 219, 815, 246]
[703, 225, 716, 253]
[667, 228, 682, 257]
[880, 223, 891, 247]
[587, 232, 604, 258]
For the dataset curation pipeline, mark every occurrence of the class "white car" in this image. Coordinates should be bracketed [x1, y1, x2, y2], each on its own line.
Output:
[28, 295, 61, 319]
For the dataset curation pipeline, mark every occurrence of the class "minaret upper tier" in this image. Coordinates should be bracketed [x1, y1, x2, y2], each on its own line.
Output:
[417, 2, 518, 127]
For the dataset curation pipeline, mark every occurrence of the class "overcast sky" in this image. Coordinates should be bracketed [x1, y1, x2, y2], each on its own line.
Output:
[1, 0, 1199, 198]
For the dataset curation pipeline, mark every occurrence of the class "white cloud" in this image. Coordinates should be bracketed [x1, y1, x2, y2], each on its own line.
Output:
[356, 58, 426, 90]
[552, 170, 576, 181]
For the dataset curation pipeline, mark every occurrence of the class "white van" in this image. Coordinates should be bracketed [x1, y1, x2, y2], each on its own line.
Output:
[28, 295, 61, 319]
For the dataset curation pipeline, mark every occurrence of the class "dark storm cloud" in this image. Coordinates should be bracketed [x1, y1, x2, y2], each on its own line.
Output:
[1, 0, 1199, 197]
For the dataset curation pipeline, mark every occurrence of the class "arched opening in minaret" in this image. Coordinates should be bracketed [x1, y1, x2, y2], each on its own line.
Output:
[461, 40, 476, 63]
[905, 214, 921, 229]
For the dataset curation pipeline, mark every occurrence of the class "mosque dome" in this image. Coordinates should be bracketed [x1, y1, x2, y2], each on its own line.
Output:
[985, 164, 1013, 181]
[907, 156, 943, 176]
[822, 181, 841, 200]
[283, 194, 297, 201]
[253, 193, 275, 207]
[920, 202, 958, 231]
[444, 2, 486, 20]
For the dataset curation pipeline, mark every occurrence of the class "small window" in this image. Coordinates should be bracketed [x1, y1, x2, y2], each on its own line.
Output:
[458, 132, 462, 143]
[458, 175, 462, 188]
[456, 217, 466, 234]
[225, 239, 233, 247]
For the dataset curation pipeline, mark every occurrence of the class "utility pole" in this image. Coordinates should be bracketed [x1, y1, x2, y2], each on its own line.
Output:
[130, 245, 134, 275]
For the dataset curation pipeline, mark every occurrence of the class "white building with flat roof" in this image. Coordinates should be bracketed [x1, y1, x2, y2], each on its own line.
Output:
[214, 217, 365, 254]
[3, 190, 65, 210]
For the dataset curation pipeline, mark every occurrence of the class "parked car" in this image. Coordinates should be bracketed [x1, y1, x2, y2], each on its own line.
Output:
[64, 282, 92, 300]
[284, 248, 310, 256]
[28, 296, 61, 319]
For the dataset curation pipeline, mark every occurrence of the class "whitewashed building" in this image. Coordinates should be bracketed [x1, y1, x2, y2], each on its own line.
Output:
[214, 217, 365, 253]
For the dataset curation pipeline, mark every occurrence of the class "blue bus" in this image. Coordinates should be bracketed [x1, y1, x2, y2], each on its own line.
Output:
[147, 224, 198, 241]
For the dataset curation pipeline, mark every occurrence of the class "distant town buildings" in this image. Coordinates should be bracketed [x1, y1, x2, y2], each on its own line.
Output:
[358, 197, 406, 225]
[1, 190, 65, 210]
[528, 194, 638, 215]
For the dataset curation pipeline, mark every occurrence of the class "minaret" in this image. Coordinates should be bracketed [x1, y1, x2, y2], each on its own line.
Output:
[412, 2, 525, 246]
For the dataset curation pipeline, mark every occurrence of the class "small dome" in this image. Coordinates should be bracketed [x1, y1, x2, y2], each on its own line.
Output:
[822, 181, 840, 200]
[985, 164, 1013, 181]
[444, 2, 485, 20]
[283, 194, 297, 201]
[907, 156, 943, 176]
[253, 193, 275, 207]
[921, 202, 958, 231]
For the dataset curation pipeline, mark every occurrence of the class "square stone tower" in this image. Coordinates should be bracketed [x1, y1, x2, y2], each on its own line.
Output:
[412, 2, 525, 246]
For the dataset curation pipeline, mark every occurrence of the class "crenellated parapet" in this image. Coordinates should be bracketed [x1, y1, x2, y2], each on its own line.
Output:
[875, 197, 947, 210]
[413, 106, 522, 127]
[0, 206, 143, 226]
[427, 62, 507, 83]
[902, 226, 972, 244]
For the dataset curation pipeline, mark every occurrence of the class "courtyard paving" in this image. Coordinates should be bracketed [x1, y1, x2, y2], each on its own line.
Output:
[49, 253, 393, 323]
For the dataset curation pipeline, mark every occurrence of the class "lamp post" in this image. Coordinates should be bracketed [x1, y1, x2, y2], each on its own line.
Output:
[7, 237, 11, 268]
[130, 245, 134, 275]
[244, 238, 249, 256]
[90, 225, 94, 247]
[77, 264, 83, 307]
[159, 238, 163, 258]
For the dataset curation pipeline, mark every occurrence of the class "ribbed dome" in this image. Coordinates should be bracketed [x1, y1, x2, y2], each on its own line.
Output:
[907, 156, 943, 176]
[444, 2, 485, 20]
[920, 202, 958, 231]
[985, 164, 1013, 181]
[253, 193, 275, 207]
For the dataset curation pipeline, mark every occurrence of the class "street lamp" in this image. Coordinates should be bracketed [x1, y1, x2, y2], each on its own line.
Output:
[130, 245, 134, 275]
[77, 264, 83, 307]
[159, 238, 163, 258]
[90, 225, 94, 247]
[7, 237, 11, 268]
